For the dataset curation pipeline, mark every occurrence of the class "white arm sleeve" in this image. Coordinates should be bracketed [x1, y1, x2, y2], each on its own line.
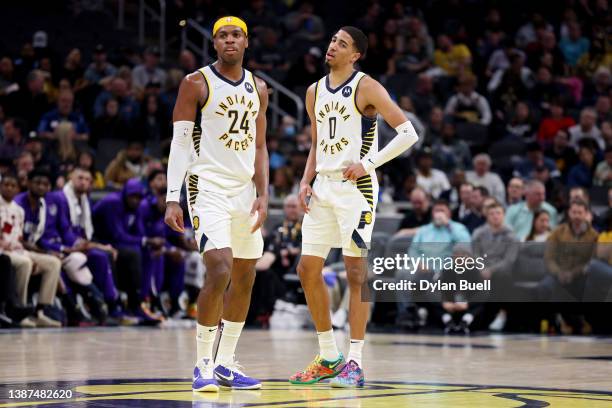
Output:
[166, 120, 194, 203]
[361, 120, 419, 174]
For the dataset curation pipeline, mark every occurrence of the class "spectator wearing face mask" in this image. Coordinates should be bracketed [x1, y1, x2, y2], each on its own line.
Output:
[395, 200, 471, 326]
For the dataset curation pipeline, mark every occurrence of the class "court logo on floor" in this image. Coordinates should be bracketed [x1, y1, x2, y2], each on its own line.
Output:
[1, 379, 612, 407]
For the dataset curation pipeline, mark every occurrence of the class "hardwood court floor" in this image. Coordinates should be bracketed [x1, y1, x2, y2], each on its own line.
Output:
[1, 327, 612, 407]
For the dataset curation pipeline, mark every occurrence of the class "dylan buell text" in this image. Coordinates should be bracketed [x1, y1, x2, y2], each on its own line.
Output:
[372, 279, 491, 292]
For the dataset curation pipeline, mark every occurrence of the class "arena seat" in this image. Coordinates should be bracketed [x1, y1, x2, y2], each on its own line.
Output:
[95, 139, 128, 172]
[374, 214, 403, 235]
[456, 122, 488, 149]
[511, 241, 549, 301]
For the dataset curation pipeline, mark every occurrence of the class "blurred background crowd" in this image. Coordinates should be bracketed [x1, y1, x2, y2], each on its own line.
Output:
[0, 0, 611, 334]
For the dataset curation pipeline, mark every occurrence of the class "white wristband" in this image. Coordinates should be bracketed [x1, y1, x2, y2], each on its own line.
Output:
[166, 121, 194, 202]
[360, 120, 419, 173]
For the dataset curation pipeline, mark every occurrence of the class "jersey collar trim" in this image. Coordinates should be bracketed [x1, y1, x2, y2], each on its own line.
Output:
[209, 64, 245, 87]
[325, 70, 358, 94]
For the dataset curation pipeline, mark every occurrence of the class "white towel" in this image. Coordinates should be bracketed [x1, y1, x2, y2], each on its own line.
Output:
[29, 198, 46, 244]
[63, 182, 93, 240]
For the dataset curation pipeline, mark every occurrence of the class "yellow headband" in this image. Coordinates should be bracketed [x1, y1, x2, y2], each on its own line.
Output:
[213, 16, 248, 37]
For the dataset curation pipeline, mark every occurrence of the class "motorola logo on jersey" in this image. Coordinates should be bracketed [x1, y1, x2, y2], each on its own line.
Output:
[342, 86, 352, 97]
[244, 82, 254, 93]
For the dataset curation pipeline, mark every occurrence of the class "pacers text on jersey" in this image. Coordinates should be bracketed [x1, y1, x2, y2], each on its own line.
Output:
[214, 94, 258, 151]
[316, 101, 352, 155]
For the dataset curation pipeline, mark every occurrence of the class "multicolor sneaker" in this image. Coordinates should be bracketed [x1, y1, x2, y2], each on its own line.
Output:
[289, 353, 345, 384]
[330, 360, 365, 388]
[192, 358, 219, 392]
[214, 359, 261, 390]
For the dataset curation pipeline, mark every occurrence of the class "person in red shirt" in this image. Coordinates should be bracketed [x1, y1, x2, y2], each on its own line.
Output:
[537, 100, 576, 147]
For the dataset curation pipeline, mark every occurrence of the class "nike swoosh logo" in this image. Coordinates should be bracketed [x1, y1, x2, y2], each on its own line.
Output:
[216, 371, 234, 381]
[368, 159, 375, 165]
[328, 360, 343, 369]
[207, 328, 217, 332]
[170, 189, 178, 193]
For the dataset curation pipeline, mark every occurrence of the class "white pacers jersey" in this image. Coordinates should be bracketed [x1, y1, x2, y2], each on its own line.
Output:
[313, 71, 378, 174]
[187, 65, 260, 196]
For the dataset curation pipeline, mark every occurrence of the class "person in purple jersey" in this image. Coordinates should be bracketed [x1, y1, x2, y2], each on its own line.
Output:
[92, 177, 165, 321]
[51, 167, 124, 317]
[138, 170, 186, 316]
[4, 171, 62, 327]
[15, 169, 111, 324]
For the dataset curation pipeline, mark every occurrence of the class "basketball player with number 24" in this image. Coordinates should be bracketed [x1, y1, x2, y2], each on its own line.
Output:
[165, 16, 268, 392]
[290, 26, 420, 388]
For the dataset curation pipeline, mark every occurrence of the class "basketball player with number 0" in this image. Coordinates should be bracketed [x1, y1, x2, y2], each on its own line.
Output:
[289, 26, 420, 387]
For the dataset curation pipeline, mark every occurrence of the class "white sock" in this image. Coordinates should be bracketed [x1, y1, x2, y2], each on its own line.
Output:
[215, 319, 245, 366]
[442, 313, 452, 325]
[462, 313, 474, 325]
[196, 323, 218, 364]
[317, 329, 340, 361]
[347, 339, 364, 367]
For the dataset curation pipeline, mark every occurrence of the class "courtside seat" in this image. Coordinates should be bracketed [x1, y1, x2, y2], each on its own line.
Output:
[373, 214, 403, 235]
[511, 241, 549, 301]
[383, 235, 413, 279]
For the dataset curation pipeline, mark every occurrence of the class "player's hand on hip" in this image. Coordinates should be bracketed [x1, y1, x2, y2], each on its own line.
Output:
[299, 182, 314, 213]
[250, 196, 268, 233]
[343, 163, 367, 181]
[164, 202, 185, 233]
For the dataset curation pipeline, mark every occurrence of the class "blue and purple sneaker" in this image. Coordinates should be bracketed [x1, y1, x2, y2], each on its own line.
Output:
[329, 360, 365, 388]
[193, 358, 219, 392]
[214, 359, 262, 390]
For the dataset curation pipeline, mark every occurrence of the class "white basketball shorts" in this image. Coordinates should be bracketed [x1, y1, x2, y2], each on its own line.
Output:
[302, 172, 379, 258]
[186, 177, 263, 259]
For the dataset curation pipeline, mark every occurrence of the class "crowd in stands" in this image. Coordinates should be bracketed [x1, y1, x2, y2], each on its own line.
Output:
[0, 0, 611, 333]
